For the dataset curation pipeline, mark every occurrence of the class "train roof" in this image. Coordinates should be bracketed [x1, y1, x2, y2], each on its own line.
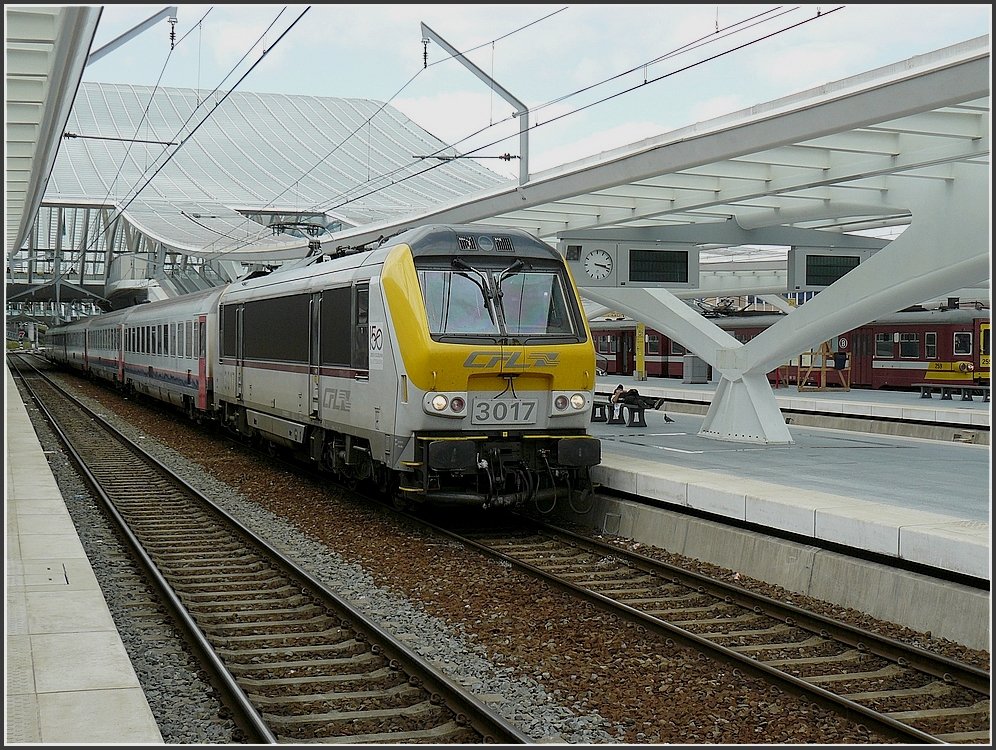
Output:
[589, 305, 989, 332]
[46, 285, 230, 332]
[387, 224, 558, 260]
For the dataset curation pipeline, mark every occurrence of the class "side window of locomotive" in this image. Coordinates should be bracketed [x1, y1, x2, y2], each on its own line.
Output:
[953, 331, 972, 355]
[320, 287, 351, 366]
[353, 284, 369, 371]
[925, 332, 937, 359]
[244, 294, 310, 363]
[221, 305, 238, 358]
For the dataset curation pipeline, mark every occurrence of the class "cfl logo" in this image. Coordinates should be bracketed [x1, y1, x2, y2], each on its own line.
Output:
[463, 351, 560, 368]
[322, 388, 351, 410]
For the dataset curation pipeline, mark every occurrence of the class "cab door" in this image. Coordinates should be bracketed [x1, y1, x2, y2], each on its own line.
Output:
[615, 329, 635, 375]
[848, 329, 874, 387]
[117, 323, 125, 384]
[977, 320, 990, 384]
[309, 292, 322, 419]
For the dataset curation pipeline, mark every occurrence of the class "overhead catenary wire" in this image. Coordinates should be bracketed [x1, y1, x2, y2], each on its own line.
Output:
[46, 6, 216, 297]
[54, 7, 314, 287]
[205, 6, 790, 257]
[300, 6, 845, 238]
[196, 2, 763, 257]
[299, 6, 846, 242]
[89, 6, 844, 263]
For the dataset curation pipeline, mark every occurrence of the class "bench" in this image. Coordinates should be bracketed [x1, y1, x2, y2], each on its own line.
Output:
[915, 382, 990, 402]
[606, 402, 647, 428]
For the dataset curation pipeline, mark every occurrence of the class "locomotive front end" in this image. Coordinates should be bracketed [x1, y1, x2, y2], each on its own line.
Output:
[384, 225, 601, 511]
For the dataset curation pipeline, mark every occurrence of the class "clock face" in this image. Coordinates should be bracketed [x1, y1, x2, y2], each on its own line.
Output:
[583, 248, 613, 279]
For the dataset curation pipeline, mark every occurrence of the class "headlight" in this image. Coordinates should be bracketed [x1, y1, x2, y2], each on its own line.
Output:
[570, 393, 586, 410]
[424, 392, 468, 418]
[554, 394, 569, 411]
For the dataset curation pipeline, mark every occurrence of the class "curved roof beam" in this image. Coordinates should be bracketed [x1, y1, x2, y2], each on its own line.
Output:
[5, 6, 101, 258]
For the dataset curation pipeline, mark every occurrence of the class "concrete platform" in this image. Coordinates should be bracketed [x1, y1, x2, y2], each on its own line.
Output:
[4, 356, 989, 728]
[560, 377, 992, 649]
[5, 363, 163, 744]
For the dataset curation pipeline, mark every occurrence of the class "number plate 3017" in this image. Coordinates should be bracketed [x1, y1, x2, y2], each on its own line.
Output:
[471, 398, 537, 425]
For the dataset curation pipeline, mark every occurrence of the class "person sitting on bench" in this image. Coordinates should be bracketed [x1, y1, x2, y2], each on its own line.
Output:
[611, 385, 675, 422]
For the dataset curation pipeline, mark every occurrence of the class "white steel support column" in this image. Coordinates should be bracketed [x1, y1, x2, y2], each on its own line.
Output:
[581, 285, 796, 444]
[733, 161, 989, 421]
[581, 160, 988, 445]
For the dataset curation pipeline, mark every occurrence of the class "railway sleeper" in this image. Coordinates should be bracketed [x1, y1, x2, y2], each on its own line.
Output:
[159, 561, 272, 575]
[144, 539, 239, 551]
[272, 720, 471, 744]
[178, 584, 301, 600]
[253, 685, 425, 709]
[218, 645, 368, 663]
[193, 598, 316, 614]
[192, 605, 327, 622]
[760, 648, 870, 667]
[169, 578, 289, 592]
[483, 541, 560, 552]
[933, 730, 991, 743]
[236, 665, 400, 688]
[210, 629, 354, 647]
[200, 614, 334, 630]
[802, 663, 906, 684]
[728, 635, 832, 653]
[170, 578, 288, 591]
[513, 556, 598, 569]
[264, 698, 445, 724]
[585, 576, 670, 589]
[842, 681, 960, 701]
[229, 654, 394, 679]
[619, 592, 703, 605]
[558, 570, 655, 583]
[702, 623, 795, 641]
[886, 701, 990, 721]
[652, 611, 759, 626]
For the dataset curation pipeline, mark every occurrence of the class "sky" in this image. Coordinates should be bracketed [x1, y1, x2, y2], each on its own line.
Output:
[70, 3, 996, 183]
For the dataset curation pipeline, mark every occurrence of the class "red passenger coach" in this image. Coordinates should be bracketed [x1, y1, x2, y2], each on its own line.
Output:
[591, 306, 990, 391]
[843, 310, 989, 389]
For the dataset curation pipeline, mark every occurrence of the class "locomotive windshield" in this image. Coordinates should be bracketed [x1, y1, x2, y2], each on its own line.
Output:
[418, 260, 580, 342]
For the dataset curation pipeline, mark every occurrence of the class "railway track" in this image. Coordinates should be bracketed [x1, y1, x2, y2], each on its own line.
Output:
[429, 516, 990, 744]
[11, 358, 529, 745]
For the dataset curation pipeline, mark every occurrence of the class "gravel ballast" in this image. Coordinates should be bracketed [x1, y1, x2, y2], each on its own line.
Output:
[21, 372, 990, 744]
